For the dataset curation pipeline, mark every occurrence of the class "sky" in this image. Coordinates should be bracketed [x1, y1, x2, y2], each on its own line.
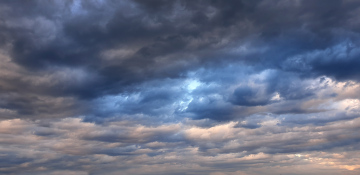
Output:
[1, 0, 360, 174]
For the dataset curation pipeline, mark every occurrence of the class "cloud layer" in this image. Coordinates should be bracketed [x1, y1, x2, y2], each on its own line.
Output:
[1, 0, 360, 174]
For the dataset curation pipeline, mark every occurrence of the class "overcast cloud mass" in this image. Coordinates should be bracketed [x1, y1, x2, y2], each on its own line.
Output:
[1, 0, 360, 174]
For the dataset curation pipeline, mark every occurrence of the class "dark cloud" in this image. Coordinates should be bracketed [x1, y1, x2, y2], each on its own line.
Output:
[0, 92, 83, 119]
[230, 86, 273, 106]
[1, 0, 360, 101]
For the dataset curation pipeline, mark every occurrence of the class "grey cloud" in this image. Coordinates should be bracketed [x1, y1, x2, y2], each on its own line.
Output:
[230, 86, 273, 106]
[1, 0, 358, 101]
[1, 0, 360, 121]
[0, 93, 82, 119]
[1, 115, 360, 174]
